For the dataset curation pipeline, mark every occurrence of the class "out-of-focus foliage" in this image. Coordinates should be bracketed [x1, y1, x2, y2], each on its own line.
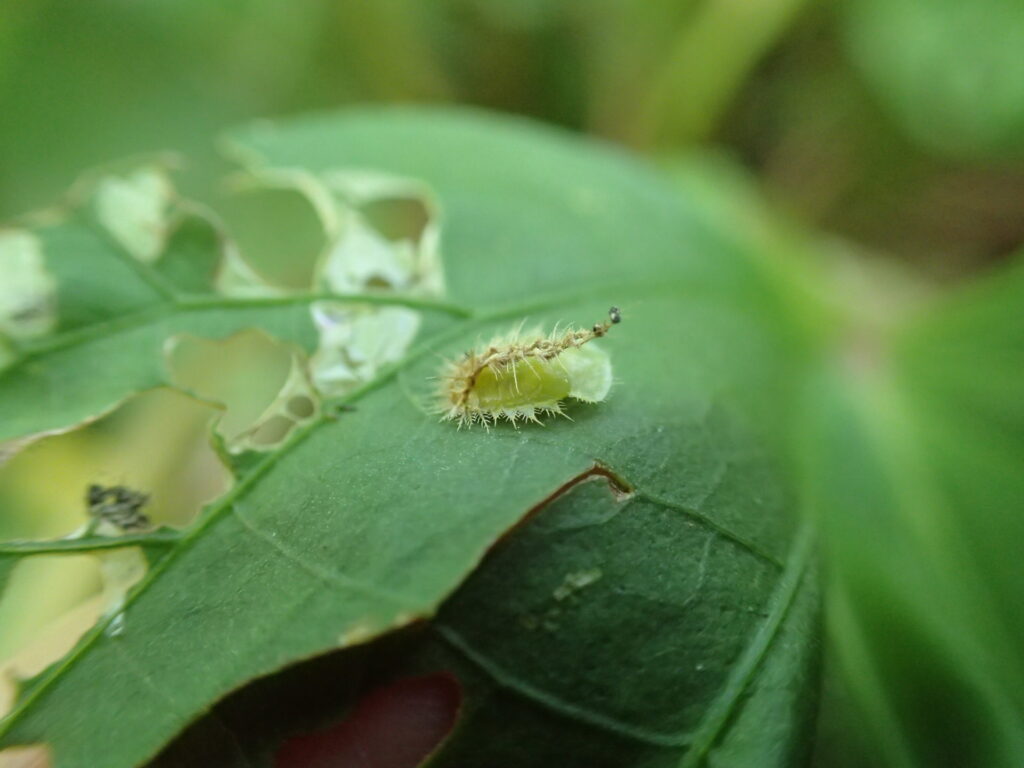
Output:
[3, 0, 1023, 280]
[803, 254, 1024, 768]
[842, 0, 1024, 160]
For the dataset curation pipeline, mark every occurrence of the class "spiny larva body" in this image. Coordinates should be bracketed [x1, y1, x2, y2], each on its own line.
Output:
[437, 307, 621, 428]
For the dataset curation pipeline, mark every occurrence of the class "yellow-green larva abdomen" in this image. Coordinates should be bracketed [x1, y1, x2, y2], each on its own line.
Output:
[469, 358, 572, 412]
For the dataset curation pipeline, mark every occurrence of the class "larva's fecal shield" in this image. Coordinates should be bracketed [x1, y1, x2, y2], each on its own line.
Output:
[438, 307, 621, 428]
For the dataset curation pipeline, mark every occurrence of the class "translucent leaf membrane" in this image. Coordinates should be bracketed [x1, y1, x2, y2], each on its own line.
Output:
[318, 170, 444, 298]
[210, 167, 441, 394]
[92, 167, 175, 265]
[214, 166, 444, 300]
[0, 556, 102, 707]
[0, 231, 57, 341]
[215, 240, 284, 298]
[154, 208, 224, 295]
[0, 390, 230, 538]
[0, 546, 148, 721]
[0, 145, 445, 749]
[309, 303, 421, 397]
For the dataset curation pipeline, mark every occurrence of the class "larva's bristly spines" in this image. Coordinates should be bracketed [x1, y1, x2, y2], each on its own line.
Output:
[435, 307, 620, 429]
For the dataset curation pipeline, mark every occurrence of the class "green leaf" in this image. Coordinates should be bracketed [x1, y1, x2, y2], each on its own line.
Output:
[153, 475, 819, 768]
[424, 478, 818, 768]
[33, 210, 167, 332]
[802, 256, 1024, 767]
[842, 0, 1024, 159]
[0, 110, 819, 766]
[0, 297, 317, 443]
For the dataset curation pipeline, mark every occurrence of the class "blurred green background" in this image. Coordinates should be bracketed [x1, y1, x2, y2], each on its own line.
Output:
[2, 0, 1023, 278]
[2, 1, 1023, 766]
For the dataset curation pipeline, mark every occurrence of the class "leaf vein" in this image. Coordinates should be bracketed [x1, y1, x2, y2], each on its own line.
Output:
[677, 520, 814, 767]
[435, 623, 690, 749]
[231, 505, 416, 608]
[635, 491, 784, 569]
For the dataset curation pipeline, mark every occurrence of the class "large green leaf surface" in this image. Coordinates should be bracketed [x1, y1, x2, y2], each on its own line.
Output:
[154, 476, 819, 768]
[0, 110, 820, 766]
[422, 480, 818, 768]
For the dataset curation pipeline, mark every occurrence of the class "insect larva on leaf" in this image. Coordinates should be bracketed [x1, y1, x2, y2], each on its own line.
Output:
[437, 306, 622, 429]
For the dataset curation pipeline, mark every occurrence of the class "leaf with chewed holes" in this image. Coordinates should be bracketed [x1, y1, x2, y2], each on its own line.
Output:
[0, 110, 822, 767]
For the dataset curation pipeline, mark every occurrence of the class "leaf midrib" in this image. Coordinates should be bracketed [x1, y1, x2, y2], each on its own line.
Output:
[8, 292, 472, 365]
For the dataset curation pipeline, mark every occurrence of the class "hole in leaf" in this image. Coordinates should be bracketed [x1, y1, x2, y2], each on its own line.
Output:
[0, 555, 105, 716]
[0, 744, 52, 768]
[0, 389, 231, 716]
[318, 171, 445, 298]
[0, 389, 230, 536]
[286, 395, 316, 421]
[165, 329, 320, 452]
[358, 197, 431, 244]
[218, 185, 327, 291]
[248, 415, 295, 447]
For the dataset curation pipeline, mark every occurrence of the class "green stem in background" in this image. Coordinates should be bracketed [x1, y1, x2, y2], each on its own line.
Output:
[632, 0, 813, 148]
